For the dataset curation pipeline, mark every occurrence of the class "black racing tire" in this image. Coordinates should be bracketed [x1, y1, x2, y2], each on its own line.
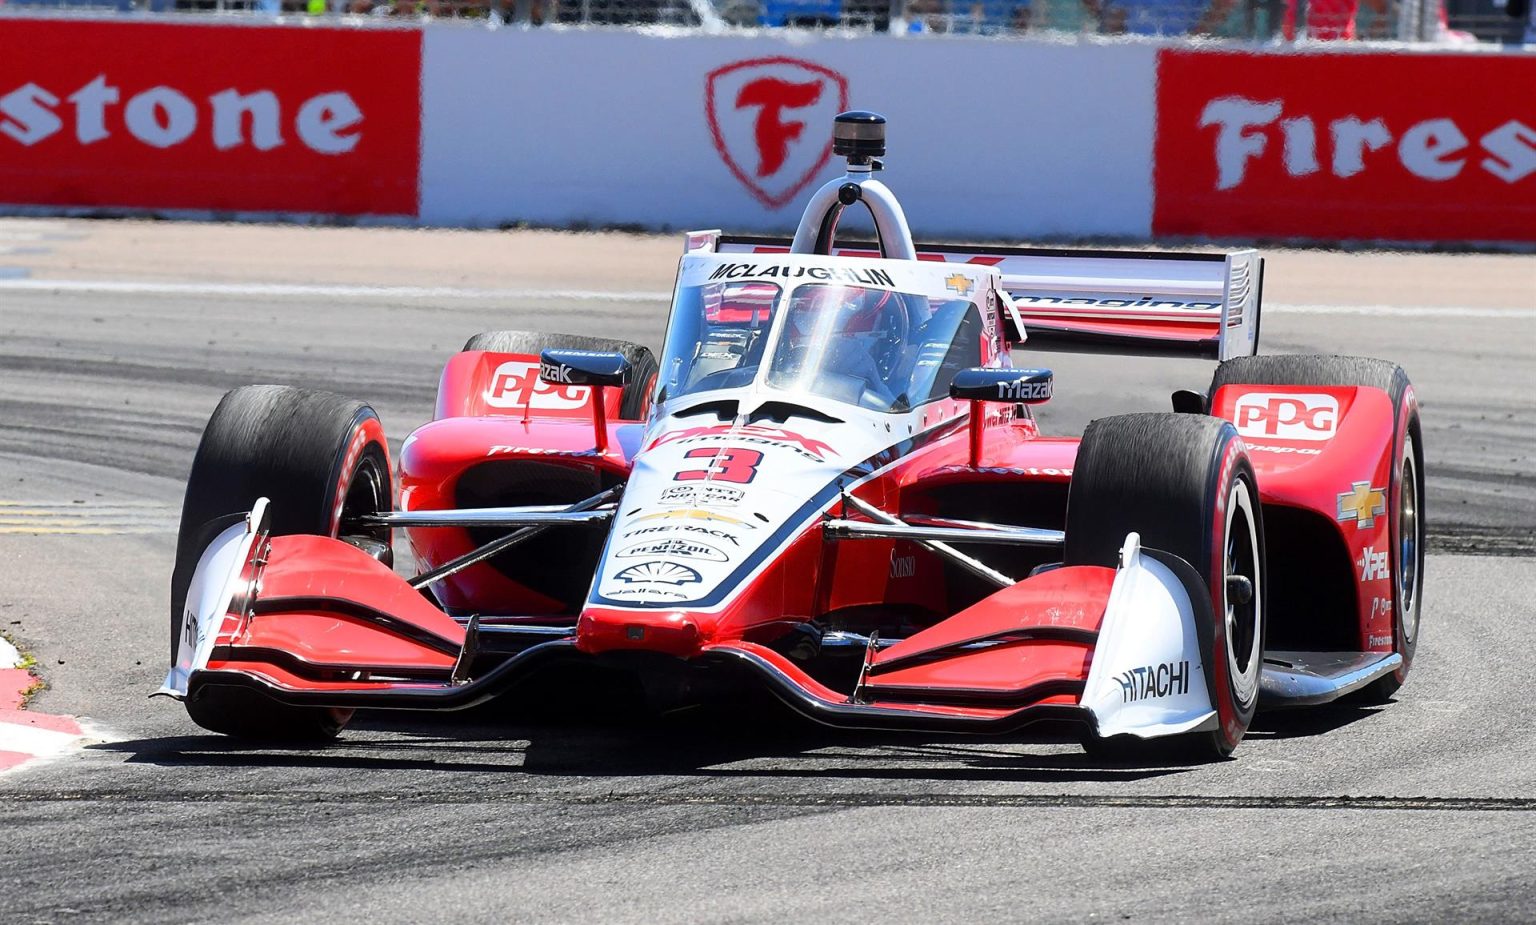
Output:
[462, 330, 659, 421]
[185, 685, 352, 743]
[1211, 354, 1422, 700]
[1066, 413, 1266, 761]
[170, 385, 393, 741]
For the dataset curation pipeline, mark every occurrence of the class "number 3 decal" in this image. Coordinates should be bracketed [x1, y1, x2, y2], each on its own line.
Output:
[674, 447, 763, 484]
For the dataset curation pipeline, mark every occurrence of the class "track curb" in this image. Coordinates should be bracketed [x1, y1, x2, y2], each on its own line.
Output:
[0, 645, 87, 774]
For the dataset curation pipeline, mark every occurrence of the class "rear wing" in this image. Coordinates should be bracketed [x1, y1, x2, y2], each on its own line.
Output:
[704, 235, 1263, 361]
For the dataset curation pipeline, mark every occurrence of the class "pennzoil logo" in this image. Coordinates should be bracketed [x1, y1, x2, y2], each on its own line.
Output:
[618, 539, 728, 562]
[633, 508, 754, 528]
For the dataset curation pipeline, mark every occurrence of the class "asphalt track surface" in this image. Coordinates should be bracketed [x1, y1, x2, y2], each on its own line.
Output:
[0, 218, 1533, 923]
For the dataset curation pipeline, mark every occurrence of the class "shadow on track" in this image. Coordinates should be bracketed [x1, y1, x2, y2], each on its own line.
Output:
[94, 685, 1397, 784]
[1246, 700, 1387, 739]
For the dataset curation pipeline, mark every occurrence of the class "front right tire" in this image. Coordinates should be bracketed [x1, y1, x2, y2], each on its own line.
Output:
[1065, 413, 1266, 760]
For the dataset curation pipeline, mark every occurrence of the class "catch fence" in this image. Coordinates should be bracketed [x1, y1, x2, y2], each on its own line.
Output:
[1, 0, 1528, 42]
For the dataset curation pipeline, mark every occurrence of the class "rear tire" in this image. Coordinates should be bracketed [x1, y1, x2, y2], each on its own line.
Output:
[171, 385, 392, 740]
[1066, 413, 1266, 761]
[1211, 354, 1422, 700]
[462, 330, 659, 421]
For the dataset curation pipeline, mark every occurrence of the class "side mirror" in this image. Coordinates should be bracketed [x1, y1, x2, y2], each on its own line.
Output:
[539, 349, 631, 456]
[949, 367, 1054, 405]
[539, 349, 631, 389]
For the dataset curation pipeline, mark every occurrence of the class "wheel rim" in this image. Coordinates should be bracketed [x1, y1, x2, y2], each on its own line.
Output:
[338, 450, 391, 553]
[1224, 477, 1262, 708]
[1398, 434, 1421, 647]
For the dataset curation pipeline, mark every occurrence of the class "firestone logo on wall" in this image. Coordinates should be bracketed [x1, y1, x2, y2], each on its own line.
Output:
[0, 21, 420, 216]
[705, 57, 849, 210]
[1154, 50, 1536, 243]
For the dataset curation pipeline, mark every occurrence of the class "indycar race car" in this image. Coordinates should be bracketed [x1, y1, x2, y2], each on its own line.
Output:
[157, 112, 1424, 759]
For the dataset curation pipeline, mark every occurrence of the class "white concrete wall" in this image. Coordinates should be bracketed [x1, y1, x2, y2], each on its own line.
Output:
[420, 30, 1158, 239]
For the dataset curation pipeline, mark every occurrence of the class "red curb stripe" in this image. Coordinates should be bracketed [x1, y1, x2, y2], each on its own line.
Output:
[0, 709, 83, 736]
[0, 751, 34, 771]
[0, 654, 89, 773]
[0, 667, 34, 709]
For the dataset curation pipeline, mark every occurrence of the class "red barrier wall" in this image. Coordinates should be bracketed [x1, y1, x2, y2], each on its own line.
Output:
[1154, 49, 1536, 243]
[0, 20, 421, 217]
[1, 18, 1532, 245]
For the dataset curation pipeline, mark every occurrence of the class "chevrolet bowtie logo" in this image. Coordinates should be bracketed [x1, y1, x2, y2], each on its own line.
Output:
[1337, 481, 1387, 529]
[945, 273, 974, 297]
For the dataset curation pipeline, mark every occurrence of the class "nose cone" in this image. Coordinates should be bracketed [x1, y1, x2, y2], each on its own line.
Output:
[576, 607, 709, 657]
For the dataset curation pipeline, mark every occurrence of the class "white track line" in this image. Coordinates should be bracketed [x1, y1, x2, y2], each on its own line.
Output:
[0, 278, 1529, 318]
[0, 278, 673, 303]
[1269, 303, 1536, 319]
[0, 721, 83, 758]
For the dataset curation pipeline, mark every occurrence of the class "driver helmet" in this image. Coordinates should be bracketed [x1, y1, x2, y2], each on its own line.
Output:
[790, 286, 899, 338]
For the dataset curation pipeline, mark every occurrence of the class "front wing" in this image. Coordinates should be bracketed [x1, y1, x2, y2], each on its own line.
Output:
[159, 502, 1222, 740]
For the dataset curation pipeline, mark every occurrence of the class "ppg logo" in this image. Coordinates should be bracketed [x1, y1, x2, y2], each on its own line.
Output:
[1233, 392, 1339, 442]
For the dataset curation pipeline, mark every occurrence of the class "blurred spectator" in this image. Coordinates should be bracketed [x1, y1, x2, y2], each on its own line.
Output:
[1497, 0, 1535, 40]
[1280, 0, 1386, 38]
[1085, 0, 1225, 33]
[903, 0, 949, 31]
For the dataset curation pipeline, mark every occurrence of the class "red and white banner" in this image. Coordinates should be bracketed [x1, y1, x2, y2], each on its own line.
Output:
[1, 18, 1532, 246]
[1154, 49, 1536, 243]
[0, 20, 421, 216]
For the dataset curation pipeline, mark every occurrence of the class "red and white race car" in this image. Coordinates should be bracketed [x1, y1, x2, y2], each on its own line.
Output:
[158, 112, 1423, 760]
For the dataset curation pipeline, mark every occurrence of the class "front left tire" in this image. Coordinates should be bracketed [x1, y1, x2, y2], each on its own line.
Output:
[171, 385, 392, 740]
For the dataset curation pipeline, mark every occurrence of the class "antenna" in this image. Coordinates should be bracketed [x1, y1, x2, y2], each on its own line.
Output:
[832, 111, 886, 172]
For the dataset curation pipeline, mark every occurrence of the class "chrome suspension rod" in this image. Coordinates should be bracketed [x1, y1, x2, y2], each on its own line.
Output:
[407, 485, 622, 590]
[824, 520, 1065, 547]
[362, 508, 613, 528]
[835, 491, 1014, 589]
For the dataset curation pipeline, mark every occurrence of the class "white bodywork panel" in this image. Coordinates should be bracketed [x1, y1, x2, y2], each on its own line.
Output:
[592, 412, 896, 611]
[708, 239, 1262, 361]
[591, 252, 1004, 612]
[1082, 533, 1218, 739]
[155, 499, 267, 700]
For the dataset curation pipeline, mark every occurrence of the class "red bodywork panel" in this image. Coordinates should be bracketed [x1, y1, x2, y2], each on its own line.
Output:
[194, 339, 1407, 725]
[1211, 383, 1406, 652]
[207, 535, 461, 683]
[869, 566, 1111, 701]
[436, 350, 626, 421]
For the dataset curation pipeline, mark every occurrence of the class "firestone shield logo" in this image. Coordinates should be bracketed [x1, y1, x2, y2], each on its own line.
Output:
[705, 57, 849, 210]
